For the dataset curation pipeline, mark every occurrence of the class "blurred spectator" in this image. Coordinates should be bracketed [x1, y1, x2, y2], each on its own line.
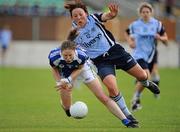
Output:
[165, 0, 175, 18]
[0, 25, 12, 66]
[30, 4, 40, 16]
[46, 4, 58, 16]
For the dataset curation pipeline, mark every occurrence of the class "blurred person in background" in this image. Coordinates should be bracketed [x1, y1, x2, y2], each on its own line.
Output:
[64, 0, 160, 124]
[165, 0, 175, 18]
[125, 2, 168, 111]
[0, 25, 12, 66]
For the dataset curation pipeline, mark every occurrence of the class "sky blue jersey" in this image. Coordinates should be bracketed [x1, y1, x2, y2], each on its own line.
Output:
[73, 13, 116, 59]
[48, 47, 88, 78]
[128, 17, 165, 63]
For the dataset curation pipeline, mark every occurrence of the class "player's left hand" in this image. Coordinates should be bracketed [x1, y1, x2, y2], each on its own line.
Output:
[108, 3, 119, 18]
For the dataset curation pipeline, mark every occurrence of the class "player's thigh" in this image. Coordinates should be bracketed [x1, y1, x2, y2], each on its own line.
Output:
[85, 79, 109, 104]
[127, 63, 147, 80]
[80, 63, 97, 83]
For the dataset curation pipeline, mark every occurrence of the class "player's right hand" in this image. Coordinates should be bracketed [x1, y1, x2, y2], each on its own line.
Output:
[55, 79, 72, 91]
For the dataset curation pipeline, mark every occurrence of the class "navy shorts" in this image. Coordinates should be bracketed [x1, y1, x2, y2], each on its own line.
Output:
[1, 44, 8, 50]
[137, 59, 149, 69]
[91, 44, 137, 80]
[137, 59, 154, 73]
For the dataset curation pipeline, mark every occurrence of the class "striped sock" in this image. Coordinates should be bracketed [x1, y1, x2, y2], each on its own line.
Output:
[110, 93, 131, 116]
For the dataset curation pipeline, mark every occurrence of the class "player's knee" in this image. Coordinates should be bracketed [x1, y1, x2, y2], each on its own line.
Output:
[107, 86, 119, 97]
[137, 70, 148, 81]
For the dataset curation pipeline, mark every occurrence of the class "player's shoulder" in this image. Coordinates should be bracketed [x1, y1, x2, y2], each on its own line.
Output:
[89, 13, 104, 23]
[131, 18, 141, 26]
[150, 17, 161, 24]
[48, 47, 61, 59]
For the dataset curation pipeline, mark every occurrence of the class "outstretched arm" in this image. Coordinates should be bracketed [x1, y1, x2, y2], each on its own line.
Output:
[52, 67, 61, 82]
[55, 65, 84, 91]
[101, 3, 119, 22]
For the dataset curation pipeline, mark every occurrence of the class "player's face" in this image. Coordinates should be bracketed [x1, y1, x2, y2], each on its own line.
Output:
[140, 7, 152, 21]
[72, 8, 87, 28]
[62, 49, 75, 63]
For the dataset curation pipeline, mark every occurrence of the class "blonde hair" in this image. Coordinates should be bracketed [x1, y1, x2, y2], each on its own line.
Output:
[137, 2, 153, 15]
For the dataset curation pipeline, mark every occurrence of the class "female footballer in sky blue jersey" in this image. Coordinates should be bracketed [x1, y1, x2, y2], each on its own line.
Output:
[125, 2, 168, 111]
[48, 40, 138, 128]
[64, 0, 160, 124]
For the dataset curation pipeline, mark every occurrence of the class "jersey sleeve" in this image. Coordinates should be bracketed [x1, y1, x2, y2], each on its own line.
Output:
[48, 52, 56, 67]
[126, 28, 130, 35]
[48, 48, 60, 68]
[157, 21, 166, 36]
[91, 13, 105, 23]
[77, 49, 89, 65]
[128, 23, 134, 34]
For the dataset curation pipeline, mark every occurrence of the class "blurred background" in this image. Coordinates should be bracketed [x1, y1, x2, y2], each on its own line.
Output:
[0, 0, 180, 68]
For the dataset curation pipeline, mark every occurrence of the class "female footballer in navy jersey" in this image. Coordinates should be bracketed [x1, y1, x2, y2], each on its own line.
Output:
[64, 0, 160, 123]
[48, 40, 138, 128]
[125, 2, 168, 111]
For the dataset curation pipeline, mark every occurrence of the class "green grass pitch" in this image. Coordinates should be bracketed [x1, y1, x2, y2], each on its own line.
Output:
[0, 67, 180, 132]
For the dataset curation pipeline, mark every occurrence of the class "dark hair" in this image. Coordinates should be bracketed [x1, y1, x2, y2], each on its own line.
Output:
[61, 40, 76, 51]
[64, 0, 88, 17]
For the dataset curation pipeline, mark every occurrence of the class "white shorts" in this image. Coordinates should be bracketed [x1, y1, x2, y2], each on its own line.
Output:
[76, 61, 97, 84]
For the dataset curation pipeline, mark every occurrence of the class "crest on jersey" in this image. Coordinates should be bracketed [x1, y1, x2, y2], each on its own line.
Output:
[84, 32, 91, 38]
[59, 64, 64, 68]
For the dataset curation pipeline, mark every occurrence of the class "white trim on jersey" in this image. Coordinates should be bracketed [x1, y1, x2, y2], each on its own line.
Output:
[53, 58, 61, 66]
[157, 21, 162, 32]
[91, 14, 115, 47]
[147, 47, 155, 63]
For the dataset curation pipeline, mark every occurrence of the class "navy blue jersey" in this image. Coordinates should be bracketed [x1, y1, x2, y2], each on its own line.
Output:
[48, 47, 88, 78]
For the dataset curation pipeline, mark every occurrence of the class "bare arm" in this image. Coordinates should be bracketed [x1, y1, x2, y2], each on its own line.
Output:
[155, 32, 168, 45]
[101, 3, 119, 22]
[55, 64, 84, 91]
[51, 67, 69, 89]
[124, 30, 136, 49]
[51, 67, 61, 82]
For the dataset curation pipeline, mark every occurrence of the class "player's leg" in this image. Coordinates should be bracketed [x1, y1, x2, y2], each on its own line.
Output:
[151, 49, 160, 86]
[81, 64, 138, 127]
[127, 63, 160, 95]
[59, 88, 72, 117]
[1, 45, 7, 66]
[96, 64, 138, 124]
[151, 63, 160, 86]
[113, 49, 160, 95]
[151, 63, 160, 98]
[85, 78, 138, 127]
[127, 59, 150, 111]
